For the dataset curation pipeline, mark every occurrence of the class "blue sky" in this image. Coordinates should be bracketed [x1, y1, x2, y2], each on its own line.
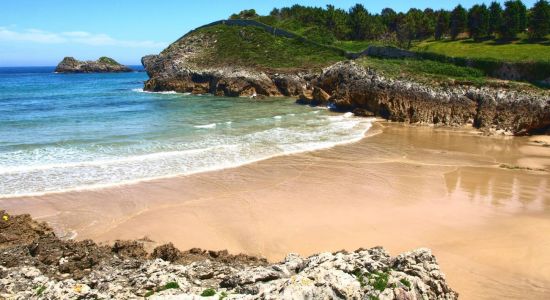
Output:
[0, 0, 537, 66]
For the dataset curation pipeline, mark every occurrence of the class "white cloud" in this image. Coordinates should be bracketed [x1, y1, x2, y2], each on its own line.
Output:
[0, 27, 66, 43]
[0, 26, 166, 48]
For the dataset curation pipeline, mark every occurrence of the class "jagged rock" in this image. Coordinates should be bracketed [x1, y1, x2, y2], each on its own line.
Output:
[0, 211, 54, 250]
[112, 240, 148, 259]
[312, 86, 331, 105]
[0, 212, 458, 299]
[312, 61, 549, 135]
[55, 56, 133, 73]
[151, 243, 183, 262]
[353, 108, 375, 117]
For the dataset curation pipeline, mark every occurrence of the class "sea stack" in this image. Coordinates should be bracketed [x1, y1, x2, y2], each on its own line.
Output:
[55, 56, 133, 73]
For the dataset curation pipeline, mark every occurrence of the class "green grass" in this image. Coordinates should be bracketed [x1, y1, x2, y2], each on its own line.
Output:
[352, 269, 367, 287]
[368, 272, 390, 292]
[400, 278, 411, 288]
[35, 285, 46, 296]
[358, 56, 487, 86]
[332, 40, 376, 52]
[192, 25, 346, 70]
[200, 288, 217, 297]
[144, 282, 180, 297]
[413, 39, 550, 63]
[98, 56, 119, 65]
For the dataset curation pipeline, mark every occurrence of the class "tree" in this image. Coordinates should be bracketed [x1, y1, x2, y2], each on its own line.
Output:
[397, 9, 425, 48]
[230, 9, 258, 20]
[468, 4, 490, 41]
[450, 5, 468, 39]
[528, 0, 550, 39]
[348, 4, 370, 40]
[418, 8, 436, 39]
[381, 8, 398, 32]
[435, 10, 450, 40]
[488, 2, 504, 36]
[326, 5, 350, 40]
[500, 0, 528, 39]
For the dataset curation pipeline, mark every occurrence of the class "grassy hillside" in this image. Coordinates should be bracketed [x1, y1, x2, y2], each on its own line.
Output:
[358, 57, 487, 86]
[413, 39, 550, 63]
[192, 25, 346, 69]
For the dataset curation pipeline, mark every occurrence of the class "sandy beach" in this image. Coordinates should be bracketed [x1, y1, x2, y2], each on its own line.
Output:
[2, 122, 549, 299]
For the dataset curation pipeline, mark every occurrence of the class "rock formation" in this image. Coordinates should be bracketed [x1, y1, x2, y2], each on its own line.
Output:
[142, 25, 549, 135]
[0, 211, 458, 299]
[310, 62, 550, 135]
[55, 57, 133, 73]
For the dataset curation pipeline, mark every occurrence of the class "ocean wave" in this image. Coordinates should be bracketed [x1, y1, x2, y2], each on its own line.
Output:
[194, 123, 217, 129]
[0, 116, 372, 198]
[132, 88, 178, 95]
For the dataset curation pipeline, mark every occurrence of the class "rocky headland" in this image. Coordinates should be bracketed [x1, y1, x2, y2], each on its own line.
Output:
[142, 24, 549, 135]
[0, 211, 457, 299]
[55, 57, 133, 73]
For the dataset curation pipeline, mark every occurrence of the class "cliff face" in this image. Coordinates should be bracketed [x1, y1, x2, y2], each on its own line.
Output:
[143, 26, 549, 135]
[0, 211, 458, 299]
[311, 62, 550, 135]
[141, 31, 316, 97]
[55, 57, 133, 73]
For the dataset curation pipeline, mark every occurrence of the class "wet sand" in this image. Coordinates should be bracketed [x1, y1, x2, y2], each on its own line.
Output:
[2, 123, 549, 299]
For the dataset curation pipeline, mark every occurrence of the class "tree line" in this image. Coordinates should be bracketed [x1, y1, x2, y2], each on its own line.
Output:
[230, 0, 550, 48]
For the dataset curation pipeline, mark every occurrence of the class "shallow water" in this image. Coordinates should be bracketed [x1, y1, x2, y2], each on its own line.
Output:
[0, 68, 372, 197]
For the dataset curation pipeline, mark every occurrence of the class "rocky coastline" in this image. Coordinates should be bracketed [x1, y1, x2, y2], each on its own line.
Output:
[0, 211, 457, 299]
[55, 57, 133, 73]
[142, 26, 549, 136]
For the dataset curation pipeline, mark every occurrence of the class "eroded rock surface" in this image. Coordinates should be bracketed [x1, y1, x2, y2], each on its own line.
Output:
[0, 211, 457, 299]
[55, 57, 133, 73]
[312, 62, 550, 135]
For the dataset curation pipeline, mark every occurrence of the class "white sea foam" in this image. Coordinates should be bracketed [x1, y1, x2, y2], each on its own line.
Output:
[194, 123, 217, 129]
[0, 109, 374, 198]
[132, 88, 178, 95]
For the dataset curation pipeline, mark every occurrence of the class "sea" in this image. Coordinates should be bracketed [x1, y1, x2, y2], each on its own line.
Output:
[0, 66, 373, 197]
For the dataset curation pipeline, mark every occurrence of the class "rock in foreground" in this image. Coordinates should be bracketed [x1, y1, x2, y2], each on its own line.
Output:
[0, 211, 457, 299]
[55, 56, 132, 73]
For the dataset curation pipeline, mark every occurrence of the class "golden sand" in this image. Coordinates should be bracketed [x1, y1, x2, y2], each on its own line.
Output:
[2, 123, 549, 299]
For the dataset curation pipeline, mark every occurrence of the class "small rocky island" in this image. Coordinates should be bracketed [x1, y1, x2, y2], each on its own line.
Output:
[0, 211, 457, 299]
[55, 56, 132, 73]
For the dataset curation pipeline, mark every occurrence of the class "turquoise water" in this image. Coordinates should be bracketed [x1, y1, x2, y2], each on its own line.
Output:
[0, 67, 372, 197]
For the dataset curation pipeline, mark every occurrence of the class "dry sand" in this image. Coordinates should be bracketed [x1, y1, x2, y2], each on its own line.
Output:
[2, 123, 549, 299]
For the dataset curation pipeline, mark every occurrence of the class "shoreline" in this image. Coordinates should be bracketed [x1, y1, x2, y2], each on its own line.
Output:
[0, 115, 377, 200]
[2, 122, 550, 299]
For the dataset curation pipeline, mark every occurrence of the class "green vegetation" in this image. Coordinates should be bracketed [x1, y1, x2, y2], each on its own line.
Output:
[400, 278, 412, 288]
[98, 56, 119, 65]
[229, 1, 549, 54]
[144, 290, 155, 297]
[358, 56, 486, 86]
[35, 285, 46, 296]
[163, 282, 180, 290]
[413, 39, 550, 63]
[200, 288, 217, 297]
[144, 282, 180, 297]
[219, 291, 229, 299]
[193, 25, 345, 69]
[369, 272, 390, 292]
[352, 269, 367, 287]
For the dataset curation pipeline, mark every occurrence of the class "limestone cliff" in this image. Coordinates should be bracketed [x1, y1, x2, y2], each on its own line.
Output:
[55, 57, 133, 73]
